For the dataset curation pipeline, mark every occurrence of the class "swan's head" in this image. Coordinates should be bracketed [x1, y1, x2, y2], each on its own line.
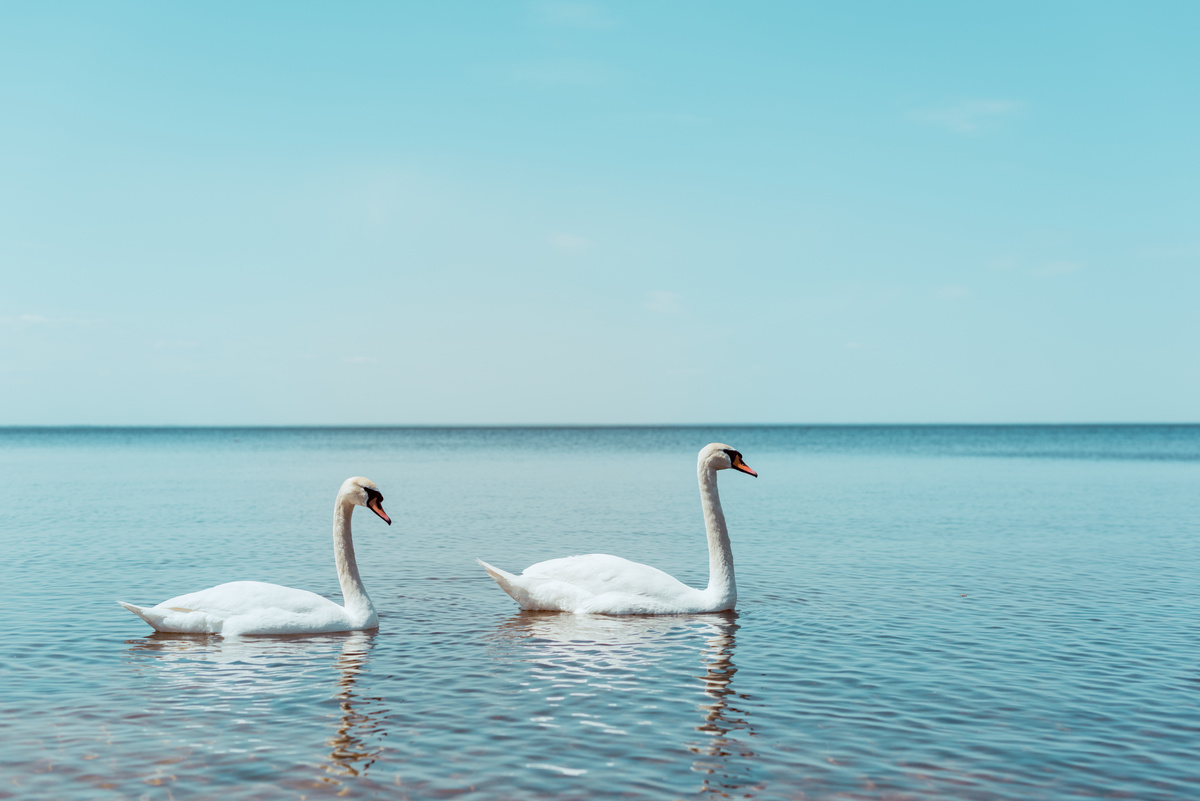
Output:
[700, 443, 757, 477]
[339, 476, 392, 525]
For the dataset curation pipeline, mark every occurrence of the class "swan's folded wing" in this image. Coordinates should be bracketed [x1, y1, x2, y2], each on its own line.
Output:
[480, 555, 704, 613]
[524, 554, 695, 599]
[157, 580, 341, 617]
[121, 580, 352, 635]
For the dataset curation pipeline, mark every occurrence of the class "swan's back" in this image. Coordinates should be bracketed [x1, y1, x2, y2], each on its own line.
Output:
[479, 554, 706, 614]
[526, 554, 691, 596]
[160, 580, 335, 615]
[119, 580, 365, 636]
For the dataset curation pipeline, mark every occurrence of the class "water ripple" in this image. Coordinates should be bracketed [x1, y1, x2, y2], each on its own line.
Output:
[2, 427, 1199, 799]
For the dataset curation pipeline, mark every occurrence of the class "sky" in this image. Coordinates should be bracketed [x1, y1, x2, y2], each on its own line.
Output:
[2, 1, 1197, 425]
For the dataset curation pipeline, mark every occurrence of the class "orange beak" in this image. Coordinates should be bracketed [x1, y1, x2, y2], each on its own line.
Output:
[732, 455, 758, 477]
[367, 497, 392, 525]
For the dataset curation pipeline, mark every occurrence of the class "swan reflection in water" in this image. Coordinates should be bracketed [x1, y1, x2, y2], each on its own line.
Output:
[323, 630, 387, 779]
[126, 630, 389, 784]
[490, 611, 760, 795]
[685, 615, 762, 796]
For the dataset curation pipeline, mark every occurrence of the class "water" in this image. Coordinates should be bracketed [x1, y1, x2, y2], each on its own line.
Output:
[1, 425, 1198, 800]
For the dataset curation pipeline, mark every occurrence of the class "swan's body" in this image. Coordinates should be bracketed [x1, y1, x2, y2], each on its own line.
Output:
[119, 581, 370, 637]
[479, 443, 756, 615]
[120, 477, 391, 636]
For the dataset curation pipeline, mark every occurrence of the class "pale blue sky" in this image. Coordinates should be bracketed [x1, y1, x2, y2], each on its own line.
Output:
[2, 2, 1197, 424]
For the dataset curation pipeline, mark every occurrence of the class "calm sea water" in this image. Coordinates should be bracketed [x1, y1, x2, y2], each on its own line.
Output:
[1, 426, 1198, 800]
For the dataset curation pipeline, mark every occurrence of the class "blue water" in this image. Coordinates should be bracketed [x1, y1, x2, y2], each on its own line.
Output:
[1, 426, 1198, 800]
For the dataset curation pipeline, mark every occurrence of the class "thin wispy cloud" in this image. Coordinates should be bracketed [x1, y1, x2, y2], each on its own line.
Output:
[934, 285, 972, 300]
[549, 232, 593, 252]
[1034, 261, 1083, 277]
[911, 99, 1022, 133]
[509, 60, 619, 86]
[644, 291, 683, 314]
[0, 314, 52, 325]
[535, 1, 616, 29]
[1134, 243, 1200, 260]
[644, 111, 714, 127]
[0, 314, 99, 326]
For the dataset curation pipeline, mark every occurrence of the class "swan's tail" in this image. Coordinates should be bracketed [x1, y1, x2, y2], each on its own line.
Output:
[476, 558, 540, 609]
[118, 601, 169, 632]
[476, 558, 515, 583]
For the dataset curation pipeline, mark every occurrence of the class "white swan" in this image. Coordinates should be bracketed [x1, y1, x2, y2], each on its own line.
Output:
[478, 443, 756, 614]
[119, 477, 392, 636]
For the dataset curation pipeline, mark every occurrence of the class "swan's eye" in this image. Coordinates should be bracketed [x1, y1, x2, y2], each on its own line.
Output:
[364, 487, 384, 503]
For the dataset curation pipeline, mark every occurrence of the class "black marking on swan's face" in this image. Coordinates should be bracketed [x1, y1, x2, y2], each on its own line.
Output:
[721, 448, 758, 477]
[362, 485, 391, 525]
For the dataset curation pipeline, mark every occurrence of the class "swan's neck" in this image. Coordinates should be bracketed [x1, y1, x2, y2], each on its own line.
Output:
[333, 499, 376, 624]
[699, 465, 736, 608]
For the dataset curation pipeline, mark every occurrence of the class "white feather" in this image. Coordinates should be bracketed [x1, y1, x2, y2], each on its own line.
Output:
[479, 443, 756, 615]
[119, 477, 391, 636]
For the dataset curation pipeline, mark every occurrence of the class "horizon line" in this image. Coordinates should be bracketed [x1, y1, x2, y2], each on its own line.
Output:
[2, 422, 1197, 429]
